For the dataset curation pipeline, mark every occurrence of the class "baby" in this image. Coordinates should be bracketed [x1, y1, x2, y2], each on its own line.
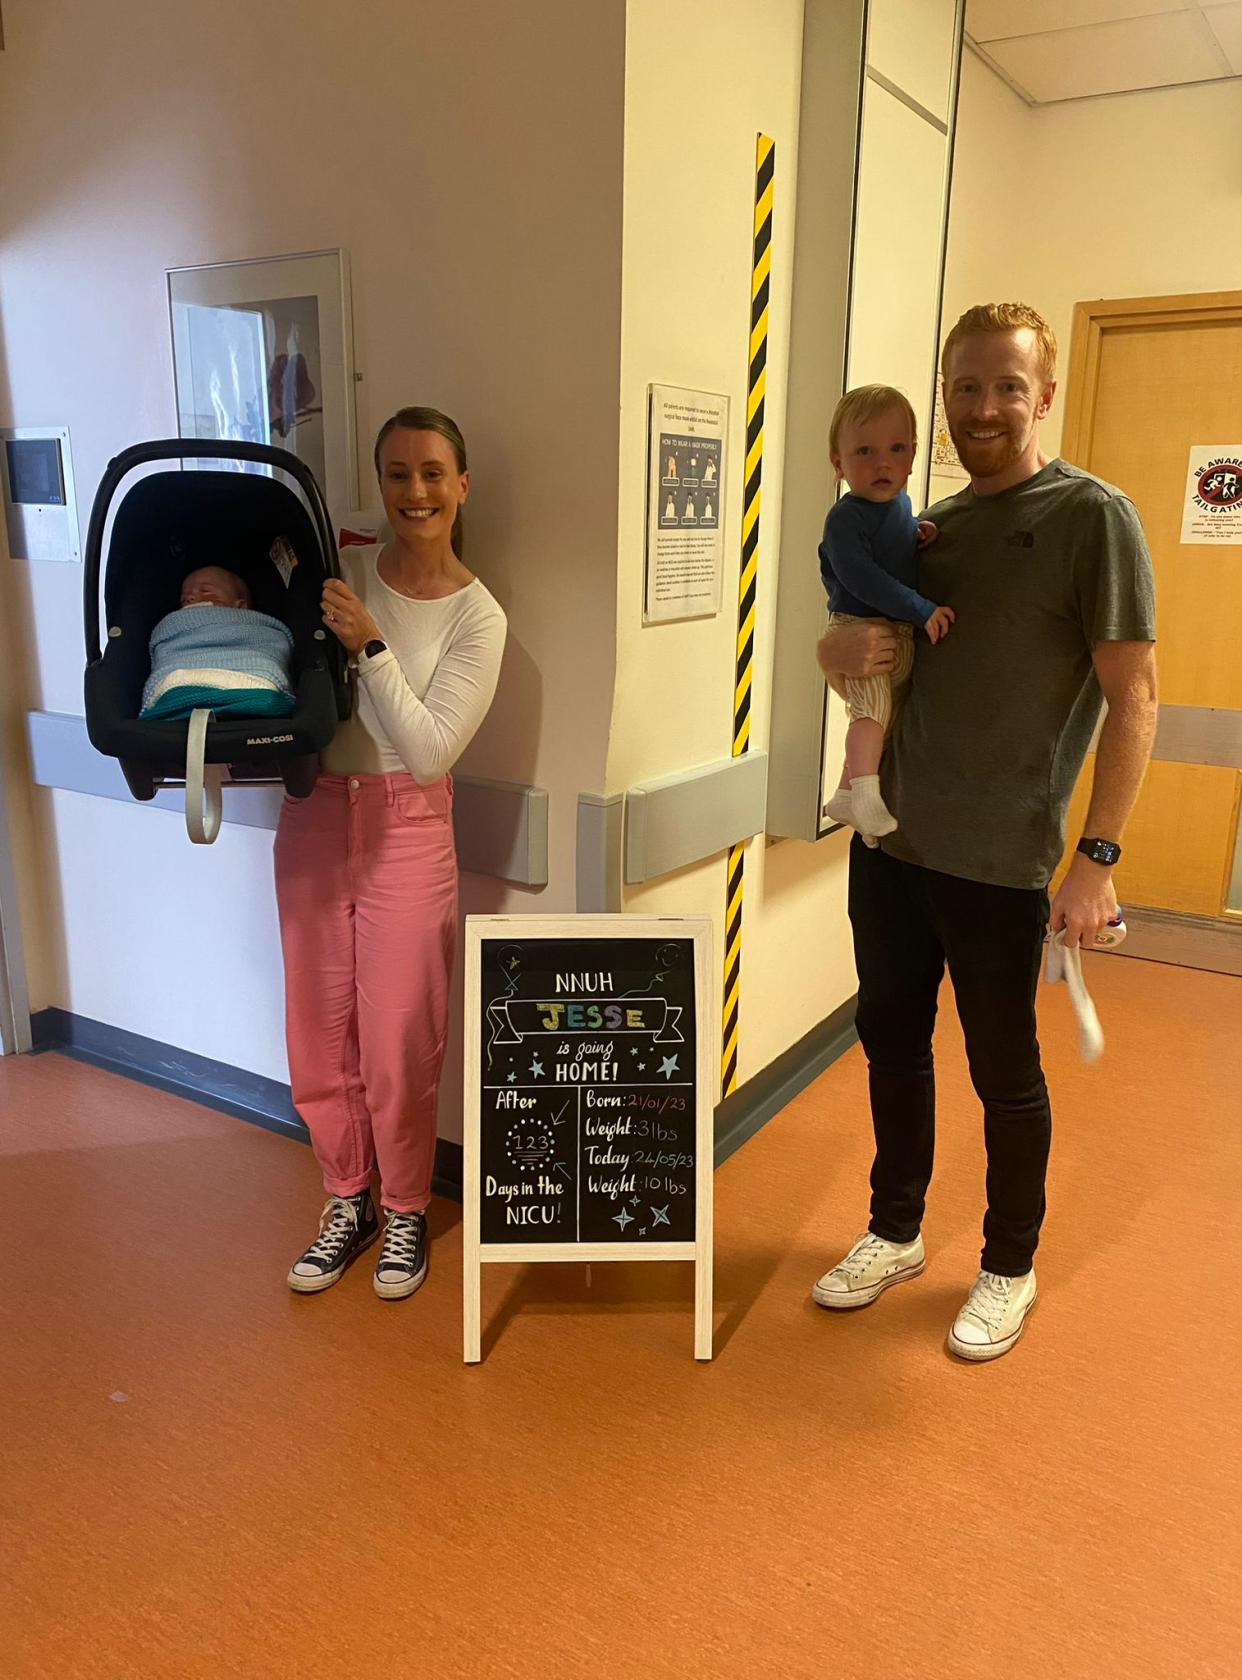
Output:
[140, 566, 296, 721]
[818, 385, 954, 840]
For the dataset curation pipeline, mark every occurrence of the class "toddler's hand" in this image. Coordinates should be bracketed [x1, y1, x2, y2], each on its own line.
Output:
[923, 605, 956, 645]
[916, 520, 938, 549]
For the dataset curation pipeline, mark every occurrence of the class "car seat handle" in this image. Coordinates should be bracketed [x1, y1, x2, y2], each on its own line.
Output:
[185, 708, 224, 845]
[84, 439, 339, 663]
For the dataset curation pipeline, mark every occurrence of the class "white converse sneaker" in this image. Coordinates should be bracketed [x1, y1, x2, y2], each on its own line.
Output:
[948, 1268, 1038, 1361]
[812, 1230, 926, 1309]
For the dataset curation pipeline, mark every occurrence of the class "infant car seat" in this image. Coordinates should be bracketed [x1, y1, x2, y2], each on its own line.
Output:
[84, 439, 351, 840]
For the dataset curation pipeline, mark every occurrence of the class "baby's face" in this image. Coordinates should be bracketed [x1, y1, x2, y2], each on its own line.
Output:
[180, 567, 250, 609]
[832, 409, 915, 504]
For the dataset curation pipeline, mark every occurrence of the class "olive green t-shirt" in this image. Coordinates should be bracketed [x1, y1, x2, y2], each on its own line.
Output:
[880, 460, 1156, 889]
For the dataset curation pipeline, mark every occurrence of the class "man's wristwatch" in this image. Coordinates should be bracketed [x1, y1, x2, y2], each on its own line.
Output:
[361, 638, 387, 660]
[1077, 836, 1122, 867]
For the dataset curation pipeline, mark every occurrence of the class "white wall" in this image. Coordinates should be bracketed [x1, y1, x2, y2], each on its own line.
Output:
[0, 0, 625, 1121]
[1, 0, 992, 1121]
[610, 0, 966, 1092]
[932, 51, 1242, 501]
[610, 0, 862, 1090]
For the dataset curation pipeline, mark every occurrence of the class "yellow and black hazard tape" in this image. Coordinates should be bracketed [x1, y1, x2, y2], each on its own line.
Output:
[722, 133, 774, 1098]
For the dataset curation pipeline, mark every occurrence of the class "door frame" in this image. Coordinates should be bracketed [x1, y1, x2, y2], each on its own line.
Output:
[1061, 286, 1242, 929]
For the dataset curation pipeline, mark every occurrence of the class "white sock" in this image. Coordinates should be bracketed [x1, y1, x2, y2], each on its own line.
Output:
[824, 786, 854, 828]
[848, 775, 897, 837]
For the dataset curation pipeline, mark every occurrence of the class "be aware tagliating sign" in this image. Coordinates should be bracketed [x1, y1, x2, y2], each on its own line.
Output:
[1180, 445, 1242, 545]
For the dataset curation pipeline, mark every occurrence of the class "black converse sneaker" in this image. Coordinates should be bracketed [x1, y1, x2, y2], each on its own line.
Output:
[374, 1209, 429, 1300]
[287, 1191, 379, 1293]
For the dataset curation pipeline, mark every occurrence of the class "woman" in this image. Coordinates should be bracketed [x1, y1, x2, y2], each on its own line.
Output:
[277, 407, 506, 1299]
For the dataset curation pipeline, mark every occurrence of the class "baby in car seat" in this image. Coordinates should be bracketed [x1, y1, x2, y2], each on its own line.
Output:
[140, 566, 296, 721]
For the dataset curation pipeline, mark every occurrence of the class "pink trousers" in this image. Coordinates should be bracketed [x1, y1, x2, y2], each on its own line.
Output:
[274, 772, 457, 1214]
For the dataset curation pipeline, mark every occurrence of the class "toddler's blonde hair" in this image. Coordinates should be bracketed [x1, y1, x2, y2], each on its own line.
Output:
[829, 385, 918, 461]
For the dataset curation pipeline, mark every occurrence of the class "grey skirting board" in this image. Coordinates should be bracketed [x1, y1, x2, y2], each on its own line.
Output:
[30, 995, 858, 1196]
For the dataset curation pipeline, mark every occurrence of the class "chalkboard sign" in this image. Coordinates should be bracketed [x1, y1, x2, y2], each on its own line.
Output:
[463, 915, 714, 1362]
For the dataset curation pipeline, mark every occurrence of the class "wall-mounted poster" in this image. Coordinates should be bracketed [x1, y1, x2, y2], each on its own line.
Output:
[929, 385, 967, 480]
[1180, 444, 1242, 545]
[167, 249, 358, 519]
[644, 384, 729, 624]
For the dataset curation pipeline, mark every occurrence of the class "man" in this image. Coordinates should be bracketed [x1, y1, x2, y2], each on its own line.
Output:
[813, 302, 1158, 1361]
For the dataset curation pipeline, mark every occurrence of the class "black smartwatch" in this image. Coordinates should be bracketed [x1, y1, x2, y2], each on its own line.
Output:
[361, 638, 388, 660]
[1077, 836, 1121, 867]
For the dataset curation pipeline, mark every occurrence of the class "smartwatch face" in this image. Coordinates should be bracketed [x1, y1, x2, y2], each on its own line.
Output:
[1082, 838, 1120, 866]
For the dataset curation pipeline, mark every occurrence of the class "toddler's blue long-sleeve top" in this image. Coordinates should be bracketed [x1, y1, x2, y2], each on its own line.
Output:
[818, 491, 937, 625]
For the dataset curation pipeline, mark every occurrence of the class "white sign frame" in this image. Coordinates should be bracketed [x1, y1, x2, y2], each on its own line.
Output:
[644, 384, 729, 624]
[463, 914, 715, 1363]
[1180, 443, 1242, 545]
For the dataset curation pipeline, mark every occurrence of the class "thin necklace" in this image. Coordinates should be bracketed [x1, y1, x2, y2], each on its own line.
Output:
[381, 547, 445, 598]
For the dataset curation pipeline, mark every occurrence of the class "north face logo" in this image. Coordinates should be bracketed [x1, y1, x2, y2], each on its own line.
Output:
[1006, 531, 1035, 548]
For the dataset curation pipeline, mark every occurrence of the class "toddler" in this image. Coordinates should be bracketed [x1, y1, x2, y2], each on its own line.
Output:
[818, 385, 954, 839]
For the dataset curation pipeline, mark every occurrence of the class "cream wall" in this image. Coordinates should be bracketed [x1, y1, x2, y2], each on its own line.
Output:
[932, 53, 1242, 502]
[0, 0, 625, 1122]
[612, 0, 965, 1093]
[610, 0, 830, 1091]
[0, 512, 45, 1035]
[1, 0, 982, 1121]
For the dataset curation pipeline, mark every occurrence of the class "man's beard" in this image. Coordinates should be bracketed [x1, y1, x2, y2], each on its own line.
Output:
[950, 423, 1027, 478]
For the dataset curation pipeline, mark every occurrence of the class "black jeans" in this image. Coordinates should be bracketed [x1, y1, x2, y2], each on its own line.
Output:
[847, 837, 1051, 1277]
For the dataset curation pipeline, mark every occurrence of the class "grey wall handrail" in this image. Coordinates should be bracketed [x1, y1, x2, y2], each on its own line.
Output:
[25, 710, 549, 887]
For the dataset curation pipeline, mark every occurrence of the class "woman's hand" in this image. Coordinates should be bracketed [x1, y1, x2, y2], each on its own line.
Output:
[321, 579, 382, 657]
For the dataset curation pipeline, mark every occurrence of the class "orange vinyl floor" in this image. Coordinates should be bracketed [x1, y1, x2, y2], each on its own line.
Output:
[2, 952, 1239, 1679]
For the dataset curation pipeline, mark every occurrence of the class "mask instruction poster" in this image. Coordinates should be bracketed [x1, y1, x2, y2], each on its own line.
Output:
[1181, 445, 1242, 544]
[644, 384, 729, 623]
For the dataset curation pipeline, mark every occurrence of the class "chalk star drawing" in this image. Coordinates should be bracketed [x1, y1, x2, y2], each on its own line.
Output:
[658, 1054, 679, 1080]
[613, 1208, 634, 1231]
[506, 1072, 517, 1084]
[639, 1229, 647, 1236]
[529, 1058, 544, 1078]
[630, 1046, 640, 1057]
[638, 1063, 647, 1072]
[630, 1195, 641, 1206]
[650, 1205, 671, 1227]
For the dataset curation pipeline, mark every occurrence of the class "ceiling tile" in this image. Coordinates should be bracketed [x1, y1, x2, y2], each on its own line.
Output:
[1204, 1, 1242, 70]
[984, 11, 1227, 100]
[967, 0, 1190, 42]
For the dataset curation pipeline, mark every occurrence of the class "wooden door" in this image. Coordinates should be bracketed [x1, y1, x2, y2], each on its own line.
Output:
[1058, 292, 1242, 922]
